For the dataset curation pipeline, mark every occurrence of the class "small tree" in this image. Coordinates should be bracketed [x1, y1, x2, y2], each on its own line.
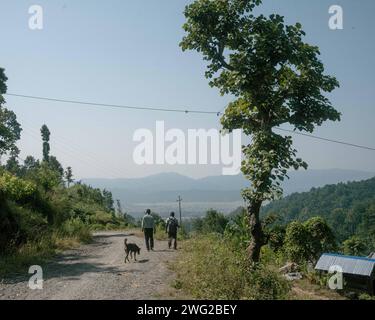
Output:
[5, 146, 21, 175]
[284, 221, 310, 264]
[31, 162, 62, 192]
[102, 189, 115, 212]
[116, 199, 123, 215]
[0, 68, 22, 159]
[304, 216, 336, 259]
[64, 166, 74, 187]
[284, 217, 336, 264]
[40, 124, 51, 162]
[202, 209, 229, 234]
[181, 0, 340, 263]
[23, 156, 39, 170]
[48, 155, 64, 177]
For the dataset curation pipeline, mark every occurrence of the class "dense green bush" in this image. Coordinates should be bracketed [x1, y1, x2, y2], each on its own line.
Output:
[192, 209, 229, 235]
[0, 193, 20, 252]
[0, 167, 130, 263]
[284, 217, 336, 264]
[0, 193, 48, 253]
[342, 236, 368, 256]
[0, 171, 36, 202]
[59, 218, 92, 243]
[224, 209, 250, 249]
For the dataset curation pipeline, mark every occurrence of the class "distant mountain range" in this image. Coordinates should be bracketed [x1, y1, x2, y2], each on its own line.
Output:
[83, 169, 374, 204]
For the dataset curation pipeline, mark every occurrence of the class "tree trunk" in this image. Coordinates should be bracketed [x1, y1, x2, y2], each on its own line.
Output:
[247, 200, 264, 264]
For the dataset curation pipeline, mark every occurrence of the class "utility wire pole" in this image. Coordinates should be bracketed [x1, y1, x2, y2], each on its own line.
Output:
[177, 195, 182, 227]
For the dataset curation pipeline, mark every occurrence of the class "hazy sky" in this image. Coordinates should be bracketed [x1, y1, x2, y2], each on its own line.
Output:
[1, 0, 374, 179]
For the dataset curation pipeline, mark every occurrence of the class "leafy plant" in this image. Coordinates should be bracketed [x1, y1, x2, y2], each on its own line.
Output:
[0, 171, 37, 202]
[284, 217, 336, 264]
[342, 236, 367, 256]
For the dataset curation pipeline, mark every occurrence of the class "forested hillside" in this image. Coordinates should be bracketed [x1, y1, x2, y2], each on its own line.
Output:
[261, 177, 375, 250]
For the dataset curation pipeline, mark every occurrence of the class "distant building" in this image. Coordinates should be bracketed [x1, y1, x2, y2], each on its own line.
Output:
[315, 253, 375, 295]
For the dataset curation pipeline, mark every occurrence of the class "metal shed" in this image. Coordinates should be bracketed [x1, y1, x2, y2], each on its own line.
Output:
[315, 253, 375, 294]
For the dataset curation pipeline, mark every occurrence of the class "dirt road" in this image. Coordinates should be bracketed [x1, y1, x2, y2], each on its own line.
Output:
[0, 231, 179, 300]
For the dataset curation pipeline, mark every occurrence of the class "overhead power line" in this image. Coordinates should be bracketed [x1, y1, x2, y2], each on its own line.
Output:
[5, 93, 221, 115]
[275, 128, 375, 152]
[5, 92, 375, 152]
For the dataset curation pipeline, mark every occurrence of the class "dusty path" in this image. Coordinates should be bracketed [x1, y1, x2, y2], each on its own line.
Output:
[0, 231, 179, 300]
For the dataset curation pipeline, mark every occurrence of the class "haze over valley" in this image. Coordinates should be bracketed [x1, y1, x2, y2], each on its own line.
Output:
[83, 169, 374, 217]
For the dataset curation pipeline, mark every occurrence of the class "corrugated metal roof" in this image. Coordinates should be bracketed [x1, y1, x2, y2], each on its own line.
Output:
[315, 253, 375, 277]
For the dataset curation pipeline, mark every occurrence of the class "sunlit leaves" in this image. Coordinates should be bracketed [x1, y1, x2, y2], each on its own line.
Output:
[0, 171, 37, 202]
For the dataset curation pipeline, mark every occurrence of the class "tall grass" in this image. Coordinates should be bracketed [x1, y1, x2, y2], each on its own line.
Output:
[172, 234, 290, 300]
[0, 220, 92, 278]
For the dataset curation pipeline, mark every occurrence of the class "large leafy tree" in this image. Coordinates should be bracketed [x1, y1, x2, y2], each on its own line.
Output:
[0, 68, 22, 159]
[180, 0, 340, 262]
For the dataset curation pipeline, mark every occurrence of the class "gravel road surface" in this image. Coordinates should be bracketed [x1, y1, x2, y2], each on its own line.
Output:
[0, 231, 179, 300]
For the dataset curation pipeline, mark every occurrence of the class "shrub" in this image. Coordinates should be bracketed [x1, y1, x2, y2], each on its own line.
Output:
[243, 264, 291, 300]
[224, 210, 250, 249]
[11, 203, 48, 241]
[92, 211, 113, 225]
[0, 172, 36, 202]
[0, 194, 21, 252]
[284, 217, 336, 264]
[284, 221, 311, 264]
[59, 218, 92, 243]
[342, 236, 368, 256]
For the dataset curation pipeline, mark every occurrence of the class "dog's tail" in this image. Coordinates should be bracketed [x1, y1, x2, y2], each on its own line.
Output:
[124, 238, 128, 245]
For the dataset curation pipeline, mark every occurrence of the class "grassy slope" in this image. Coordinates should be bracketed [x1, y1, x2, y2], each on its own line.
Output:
[171, 236, 346, 300]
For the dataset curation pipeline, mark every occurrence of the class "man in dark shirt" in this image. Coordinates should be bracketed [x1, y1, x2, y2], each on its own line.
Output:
[165, 212, 179, 250]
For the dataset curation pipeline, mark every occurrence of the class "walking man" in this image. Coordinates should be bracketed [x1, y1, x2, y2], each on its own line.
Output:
[142, 209, 155, 251]
[166, 212, 179, 250]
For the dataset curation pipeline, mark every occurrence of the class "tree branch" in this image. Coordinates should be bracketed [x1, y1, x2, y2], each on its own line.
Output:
[216, 42, 235, 71]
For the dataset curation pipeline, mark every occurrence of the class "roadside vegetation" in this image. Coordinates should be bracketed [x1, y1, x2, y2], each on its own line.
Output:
[170, 0, 374, 301]
[0, 68, 134, 277]
[173, 233, 291, 300]
[172, 207, 364, 300]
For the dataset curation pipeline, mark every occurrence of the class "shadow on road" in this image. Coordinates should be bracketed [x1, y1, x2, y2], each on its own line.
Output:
[137, 259, 149, 264]
[1, 260, 124, 285]
[94, 233, 133, 239]
[1, 232, 165, 286]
